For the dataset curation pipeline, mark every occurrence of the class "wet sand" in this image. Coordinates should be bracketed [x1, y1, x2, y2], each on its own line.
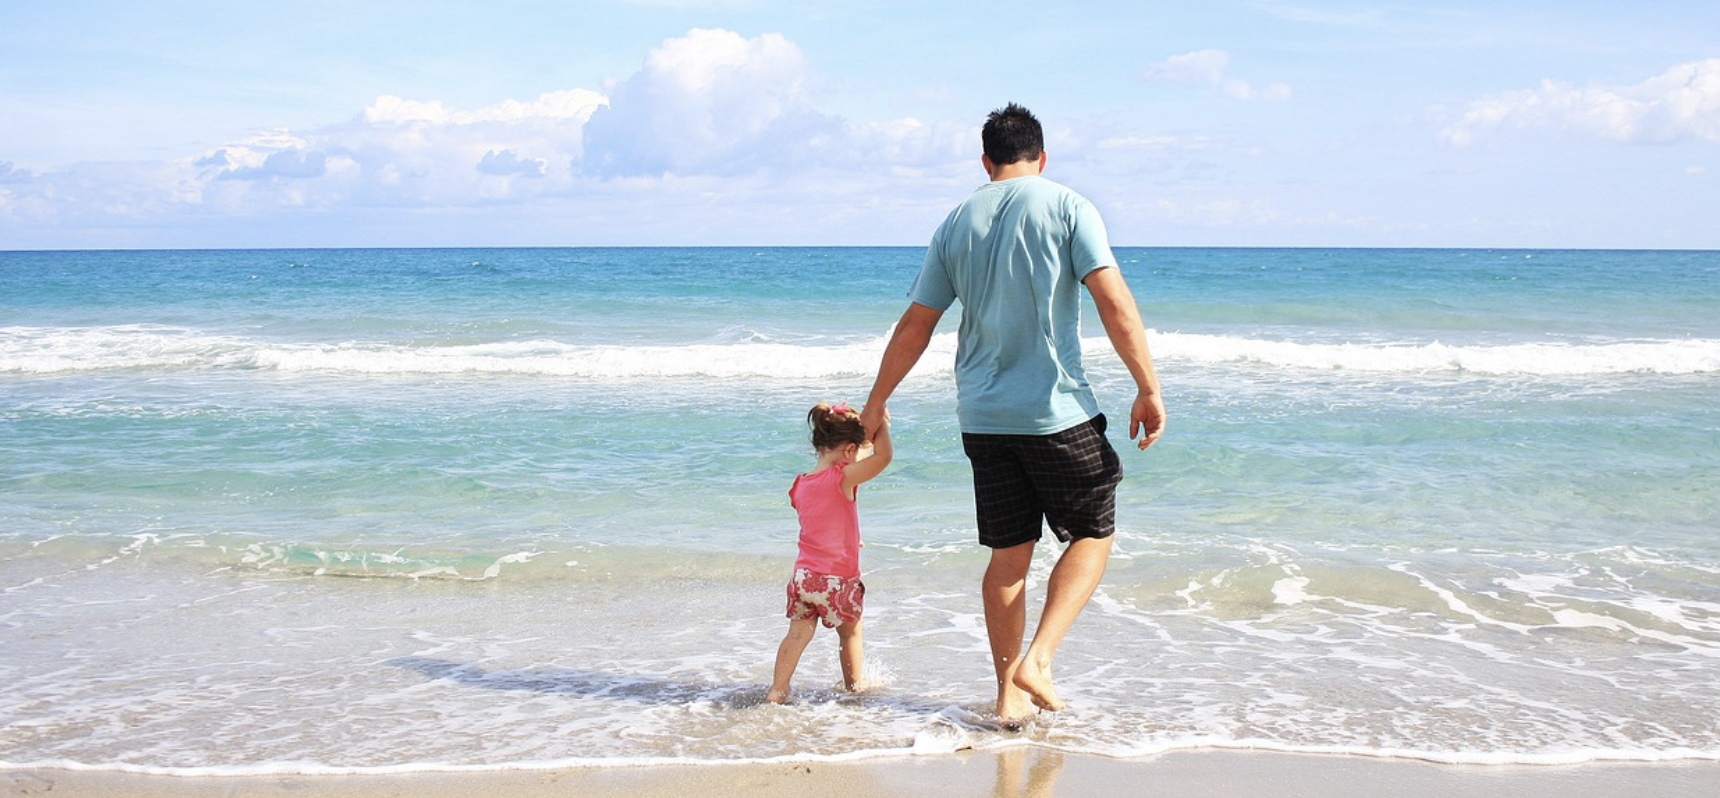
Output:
[11, 748, 1718, 798]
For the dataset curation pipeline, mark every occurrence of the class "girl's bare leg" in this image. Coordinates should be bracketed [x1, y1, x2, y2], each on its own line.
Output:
[836, 618, 864, 691]
[767, 618, 817, 703]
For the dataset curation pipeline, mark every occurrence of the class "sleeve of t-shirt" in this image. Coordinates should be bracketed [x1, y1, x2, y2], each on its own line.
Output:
[907, 227, 958, 311]
[1068, 197, 1116, 280]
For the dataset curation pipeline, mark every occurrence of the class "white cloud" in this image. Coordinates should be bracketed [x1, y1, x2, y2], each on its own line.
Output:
[476, 149, 548, 178]
[1097, 135, 1189, 150]
[1151, 196, 1285, 227]
[209, 148, 328, 181]
[0, 28, 968, 241]
[363, 96, 457, 125]
[364, 89, 607, 125]
[1441, 59, 1720, 146]
[1222, 79, 1293, 103]
[1143, 49, 1232, 84]
[162, 86, 610, 209]
[1094, 134, 1224, 159]
[581, 28, 840, 176]
[1140, 49, 1292, 102]
[0, 161, 30, 181]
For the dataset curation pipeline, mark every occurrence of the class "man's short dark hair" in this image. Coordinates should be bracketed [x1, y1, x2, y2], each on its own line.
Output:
[982, 103, 1044, 165]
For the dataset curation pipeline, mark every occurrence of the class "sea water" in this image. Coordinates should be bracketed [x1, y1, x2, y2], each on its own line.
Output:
[2, 247, 1717, 773]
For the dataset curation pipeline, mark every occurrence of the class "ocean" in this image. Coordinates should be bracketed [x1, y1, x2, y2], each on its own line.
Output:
[2, 246, 1717, 774]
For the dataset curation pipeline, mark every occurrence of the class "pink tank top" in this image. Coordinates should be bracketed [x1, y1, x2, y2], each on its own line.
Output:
[790, 461, 861, 578]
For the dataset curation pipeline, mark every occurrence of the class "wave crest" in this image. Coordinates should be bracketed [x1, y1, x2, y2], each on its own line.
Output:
[5, 325, 1718, 378]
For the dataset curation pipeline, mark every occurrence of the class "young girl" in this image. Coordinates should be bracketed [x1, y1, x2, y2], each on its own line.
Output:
[766, 401, 892, 704]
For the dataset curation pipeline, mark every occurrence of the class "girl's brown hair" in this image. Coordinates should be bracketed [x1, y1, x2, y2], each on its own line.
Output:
[808, 402, 866, 452]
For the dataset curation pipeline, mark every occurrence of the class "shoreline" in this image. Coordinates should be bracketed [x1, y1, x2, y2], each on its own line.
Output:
[10, 750, 1719, 798]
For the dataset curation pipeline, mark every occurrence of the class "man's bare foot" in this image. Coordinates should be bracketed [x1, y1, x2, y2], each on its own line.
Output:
[995, 682, 1034, 724]
[1011, 658, 1066, 711]
[765, 688, 789, 704]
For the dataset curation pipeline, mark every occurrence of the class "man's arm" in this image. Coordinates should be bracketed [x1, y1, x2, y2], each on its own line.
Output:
[1084, 266, 1165, 450]
[842, 416, 892, 493]
[860, 302, 944, 440]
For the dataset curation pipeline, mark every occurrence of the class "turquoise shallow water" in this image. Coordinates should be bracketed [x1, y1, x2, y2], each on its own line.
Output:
[2, 247, 1718, 771]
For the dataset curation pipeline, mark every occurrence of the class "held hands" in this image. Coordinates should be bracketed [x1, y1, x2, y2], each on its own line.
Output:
[859, 404, 889, 442]
[1129, 391, 1166, 450]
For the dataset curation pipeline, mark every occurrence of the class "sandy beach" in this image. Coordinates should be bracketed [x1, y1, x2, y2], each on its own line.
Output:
[11, 750, 1718, 798]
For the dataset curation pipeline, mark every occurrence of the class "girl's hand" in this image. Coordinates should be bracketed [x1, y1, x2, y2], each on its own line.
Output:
[860, 404, 888, 440]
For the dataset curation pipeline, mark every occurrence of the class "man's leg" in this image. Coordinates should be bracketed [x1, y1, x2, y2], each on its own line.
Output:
[1011, 535, 1112, 711]
[983, 540, 1036, 719]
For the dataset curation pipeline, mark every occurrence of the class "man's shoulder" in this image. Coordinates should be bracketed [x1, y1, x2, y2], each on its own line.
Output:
[1009, 176, 1096, 214]
[950, 175, 1086, 208]
[1018, 174, 1083, 194]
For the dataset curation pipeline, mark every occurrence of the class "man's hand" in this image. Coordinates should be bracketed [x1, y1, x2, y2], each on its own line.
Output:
[1085, 267, 1165, 452]
[860, 403, 888, 442]
[1129, 391, 1166, 450]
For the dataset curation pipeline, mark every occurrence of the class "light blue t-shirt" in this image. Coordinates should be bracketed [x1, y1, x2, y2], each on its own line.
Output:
[908, 175, 1116, 435]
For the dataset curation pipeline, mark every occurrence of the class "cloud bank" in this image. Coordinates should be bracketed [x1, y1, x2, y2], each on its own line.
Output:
[0, 28, 963, 244]
[4, 23, 1712, 250]
[1442, 59, 1720, 146]
[581, 28, 840, 176]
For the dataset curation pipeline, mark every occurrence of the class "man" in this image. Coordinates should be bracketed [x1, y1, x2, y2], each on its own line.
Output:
[860, 103, 1165, 722]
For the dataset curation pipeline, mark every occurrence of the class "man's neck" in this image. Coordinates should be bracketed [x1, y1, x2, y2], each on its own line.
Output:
[987, 156, 1045, 182]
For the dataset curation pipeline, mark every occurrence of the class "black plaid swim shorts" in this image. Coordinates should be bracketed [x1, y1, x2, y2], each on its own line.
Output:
[960, 414, 1123, 549]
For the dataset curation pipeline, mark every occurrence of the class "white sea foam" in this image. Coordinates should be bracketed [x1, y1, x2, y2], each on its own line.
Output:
[6, 325, 1718, 378]
[0, 325, 255, 373]
[6, 532, 1720, 771]
[0, 325, 939, 379]
[1144, 331, 1720, 375]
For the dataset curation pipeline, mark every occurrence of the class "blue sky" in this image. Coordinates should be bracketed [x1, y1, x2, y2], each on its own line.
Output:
[2, 1, 1717, 249]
